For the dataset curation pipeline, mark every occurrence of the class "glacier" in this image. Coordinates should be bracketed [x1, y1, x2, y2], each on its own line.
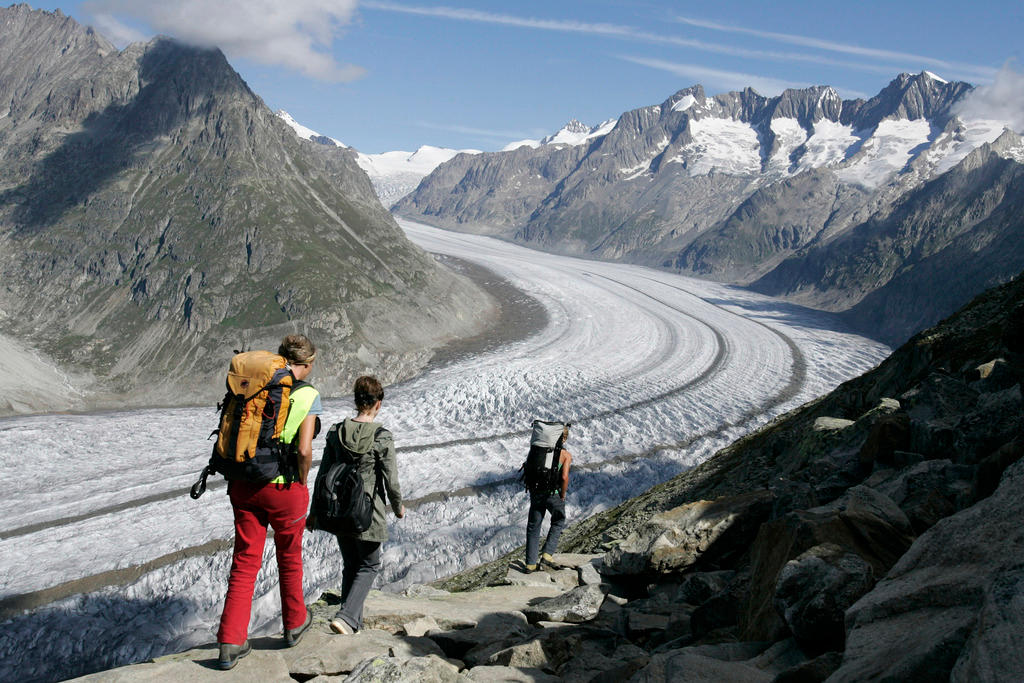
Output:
[0, 221, 889, 682]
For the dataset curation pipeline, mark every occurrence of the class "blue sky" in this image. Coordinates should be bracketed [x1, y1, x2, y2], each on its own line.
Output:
[29, 1, 1024, 153]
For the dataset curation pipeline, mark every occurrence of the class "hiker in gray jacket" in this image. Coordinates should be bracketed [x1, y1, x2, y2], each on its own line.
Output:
[310, 375, 404, 634]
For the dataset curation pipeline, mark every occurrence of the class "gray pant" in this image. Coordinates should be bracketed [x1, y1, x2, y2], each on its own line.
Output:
[334, 537, 381, 631]
[525, 493, 566, 565]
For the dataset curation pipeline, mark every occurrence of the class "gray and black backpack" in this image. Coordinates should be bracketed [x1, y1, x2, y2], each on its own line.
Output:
[520, 420, 569, 494]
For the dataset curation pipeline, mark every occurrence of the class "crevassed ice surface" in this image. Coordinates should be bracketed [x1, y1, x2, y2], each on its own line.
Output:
[0, 221, 889, 682]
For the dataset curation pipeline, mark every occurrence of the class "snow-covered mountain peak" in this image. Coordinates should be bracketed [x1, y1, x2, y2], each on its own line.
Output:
[505, 118, 617, 151]
[276, 110, 346, 147]
[355, 144, 480, 207]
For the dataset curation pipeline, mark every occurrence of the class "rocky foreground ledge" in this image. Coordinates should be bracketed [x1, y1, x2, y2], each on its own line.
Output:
[74, 276, 1024, 682]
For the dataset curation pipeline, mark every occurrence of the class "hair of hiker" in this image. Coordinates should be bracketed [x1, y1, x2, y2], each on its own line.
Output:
[278, 334, 316, 364]
[354, 375, 384, 412]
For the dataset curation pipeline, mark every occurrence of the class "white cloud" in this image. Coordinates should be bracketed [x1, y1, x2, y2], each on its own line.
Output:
[83, 0, 366, 82]
[87, 13, 147, 46]
[415, 120, 547, 142]
[362, 2, 950, 79]
[953, 61, 1024, 134]
[619, 56, 807, 97]
[675, 15, 998, 84]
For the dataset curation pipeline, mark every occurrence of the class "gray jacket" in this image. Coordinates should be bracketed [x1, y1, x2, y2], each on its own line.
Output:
[332, 417, 403, 542]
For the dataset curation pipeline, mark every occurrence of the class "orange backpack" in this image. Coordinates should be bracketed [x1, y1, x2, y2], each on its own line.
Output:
[191, 351, 297, 497]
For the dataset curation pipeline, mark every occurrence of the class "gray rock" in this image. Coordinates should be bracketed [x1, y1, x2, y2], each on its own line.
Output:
[404, 585, 451, 599]
[875, 459, 977, 533]
[604, 491, 773, 575]
[773, 650, 843, 683]
[428, 612, 534, 661]
[773, 543, 875, 652]
[521, 584, 605, 624]
[626, 611, 670, 638]
[547, 553, 603, 569]
[744, 486, 915, 642]
[548, 568, 581, 590]
[578, 559, 603, 586]
[403, 616, 441, 637]
[345, 654, 468, 682]
[289, 630, 445, 678]
[484, 638, 549, 669]
[813, 417, 855, 431]
[746, 638, 809, 676]
[684, 641, 771, 662]
[70, 645, 293, 682]
[657, 570, 736, 606]
[630, 649, 773, 682]
[950, 568, 1024, 681]
[504, 566, 556, 588]
[466, 665, 560, 682]
[830, 459, 1024, 682]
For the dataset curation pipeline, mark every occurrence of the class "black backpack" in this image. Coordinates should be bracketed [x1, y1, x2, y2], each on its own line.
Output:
[309, 422, 382, 535]
[520, 420, 569, 494]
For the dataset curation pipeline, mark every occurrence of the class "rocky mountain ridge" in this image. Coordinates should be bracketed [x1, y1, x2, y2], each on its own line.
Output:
[395, 71, 1023, 344]
[0, 5, 494, 415]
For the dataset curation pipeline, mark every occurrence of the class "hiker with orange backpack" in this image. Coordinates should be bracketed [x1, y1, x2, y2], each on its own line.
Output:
[212, 334, 322, 669]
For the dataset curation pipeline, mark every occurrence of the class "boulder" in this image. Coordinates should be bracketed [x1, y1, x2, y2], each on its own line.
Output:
[504, 566, 556, 588]
[603, 491, 773, 575]
[578, 559, 603, 586]
[403, 616, 441, 637]
[404, 584, 451, 598]
[968, 358, 1021, 391]
[667, 570, 736, 606]
[70, 644, 292, 682]
[690, 587, 743, 639]
[629, 649, 773, 682]
[521, 585, 605, 624]
[743, 486, 915, 641]
[345, 654, 467, 682]
[289, 630, 445, 678]
[773, 543, 874, 652]
[772, 651, 843, 683]
[428, 612, 533, 660]
[975, 436, 1024, 498]
[830, 459, 1024, 682]
[858, 412, 910, 469]
[484, 638, 549, 669]
[812, 417, 855, 432]
[746, 638, 809, 676]
[548, 568, 581, 591]
[465, 665, 559, 682]
[546, 553, 603, 569]
[875, 459, 976, 533]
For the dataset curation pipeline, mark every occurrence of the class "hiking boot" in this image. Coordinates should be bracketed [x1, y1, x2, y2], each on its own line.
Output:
[329, 618, 354, 635]
[217, 640, 251, 670]
[540, 552, 555, 566]
[284, 608, 312, 648]
[523, 563, 539, 573]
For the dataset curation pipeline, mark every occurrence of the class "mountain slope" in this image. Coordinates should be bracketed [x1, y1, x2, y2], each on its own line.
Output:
[0, 6, 493, 414]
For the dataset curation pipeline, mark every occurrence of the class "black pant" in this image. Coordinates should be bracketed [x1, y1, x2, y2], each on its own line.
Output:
[525, 493, 566, 565]
[334, 537, 381, 630]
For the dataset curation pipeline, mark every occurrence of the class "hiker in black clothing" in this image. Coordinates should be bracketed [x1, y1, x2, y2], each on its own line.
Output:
[524, 422, 573, 571]
[308, 375, 404, 635]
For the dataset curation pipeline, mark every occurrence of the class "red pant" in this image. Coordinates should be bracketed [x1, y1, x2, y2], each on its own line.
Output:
[217, 480, 309, 645]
